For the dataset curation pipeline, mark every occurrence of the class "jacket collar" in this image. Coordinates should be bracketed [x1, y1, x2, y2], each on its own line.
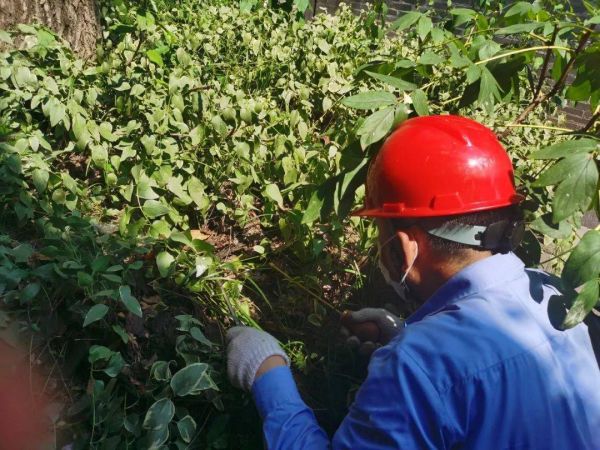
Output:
[405, 252, 525, 325]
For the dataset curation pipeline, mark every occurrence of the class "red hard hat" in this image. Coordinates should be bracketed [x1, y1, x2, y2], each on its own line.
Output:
[353, 115, 523, 218]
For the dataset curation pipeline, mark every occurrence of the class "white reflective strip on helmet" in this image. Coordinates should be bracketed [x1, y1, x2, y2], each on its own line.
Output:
[426, 224, 488, 246]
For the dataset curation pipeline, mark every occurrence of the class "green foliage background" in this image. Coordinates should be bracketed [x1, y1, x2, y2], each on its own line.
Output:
[0, 0, 598, 448]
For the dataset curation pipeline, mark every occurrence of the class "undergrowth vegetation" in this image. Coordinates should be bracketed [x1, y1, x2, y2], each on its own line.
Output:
[0, 0, 598, 448]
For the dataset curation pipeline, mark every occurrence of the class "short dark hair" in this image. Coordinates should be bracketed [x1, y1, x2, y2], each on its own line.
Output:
[390, 205, 523, 258]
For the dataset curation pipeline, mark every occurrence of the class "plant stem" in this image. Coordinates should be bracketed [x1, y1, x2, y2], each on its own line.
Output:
[500, 27, 594, 139]
[268, 262, 339, 313]
[503, 123, 573, 132]
[533, 25, 559, 100]
[579, 105, 600, 133]
[475, 45, 572, 66]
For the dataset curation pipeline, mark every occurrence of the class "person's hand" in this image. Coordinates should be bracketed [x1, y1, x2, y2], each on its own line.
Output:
[340, 308, 404, 356]
[226, 326, 289, 391]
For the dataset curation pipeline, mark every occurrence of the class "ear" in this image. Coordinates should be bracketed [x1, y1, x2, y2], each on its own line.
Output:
[395, 229, 418, 271]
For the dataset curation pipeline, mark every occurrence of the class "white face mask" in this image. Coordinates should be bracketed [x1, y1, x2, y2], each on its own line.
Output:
[377, 237, 418, 300]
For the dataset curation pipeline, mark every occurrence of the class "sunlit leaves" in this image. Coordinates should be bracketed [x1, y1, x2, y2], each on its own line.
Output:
[411, 89, 429, 116]
[562, 230, 600, 290]
[365, 71, 416, 91]
[389, 11, 422, 31]
[532, 151, 599, 222]
[532, 139, 598, 160]
[156, 251, 175, 278]
[563, 280, 599, 329]
[263, 183, 285, 209]
[341, 91, 396, 109]
[357, 106, 396, 149]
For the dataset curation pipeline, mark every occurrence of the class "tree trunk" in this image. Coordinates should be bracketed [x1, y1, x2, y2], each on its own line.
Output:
[0, 0, 100, 59]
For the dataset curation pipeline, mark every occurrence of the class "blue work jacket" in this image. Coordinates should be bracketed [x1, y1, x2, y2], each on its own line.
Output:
[252, 252, 600, 449]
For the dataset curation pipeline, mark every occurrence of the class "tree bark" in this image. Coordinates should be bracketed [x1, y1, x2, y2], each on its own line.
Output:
[0, 0, 101, 59]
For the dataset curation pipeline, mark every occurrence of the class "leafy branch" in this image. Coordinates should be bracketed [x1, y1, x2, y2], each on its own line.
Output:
[500, 26, 595, 138]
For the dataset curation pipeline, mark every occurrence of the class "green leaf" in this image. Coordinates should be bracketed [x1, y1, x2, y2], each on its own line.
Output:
[357, 106, 395, 149]
[143, 398, 175, 430]
[15, 66, 33, 87]
[142, 200, 169, 218]
[263, 183, 284, 209]
[170, 363, 216, 396]
[177, 415, 197, 443]
[112, 324, 129, 343]
[450, 8, 477, 17]
[210, 115, 228, 137]
[478, 67, 501, 108]
[190, 327, 213, 346]
[389, 11, 422, 31]
[416, 16, 433, 40]
[532, 138, 598, 160]
[418, 51, 444, 65]
[411, 89, 430, 116]
[534, 155, 581, 187]
[585, 15, 600, 26]
[156, 251, 175, 278]
[90, 144, 108, 166]
[99, 122, 118, 142]
[341, 91, 396, 110]
[146, 49, 165, 67]
[551, 156, 598, 222]
[530, 214, 571, 239]
[466, 65, 482, 84]
[118, 285, 142, 317]
[294, 0, 310, 13]
[49, 101, 65, 127]
[188, 177, 208, 209]
[365, 71, 417, 91]
[147, 426, 169, 448]
[20, 282, 41, 303]
[0, 30, 12, 44]
[72, 115, 86, 140]
[83, 304, 109, 327]
[103, 352, 124, 377]
[563, 280, 599, 329]
[150, 361, 172, 381]
[302, 189, 325, 225]
[505, 1, 532, 17]
[495, 22, 544, 35]
[77, 271, 93, 287]
[137, 178, 159, 200]
[88, 345, 112, 363]
[32, 169, 49, 193]
[478, 40, 501, 60]
[562, 230, 600, 289]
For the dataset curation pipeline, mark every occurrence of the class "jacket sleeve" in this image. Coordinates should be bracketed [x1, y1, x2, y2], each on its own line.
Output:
[252, 346, 454, 450]
[332, 345, 454, 450]
[252, 365, 331, 449]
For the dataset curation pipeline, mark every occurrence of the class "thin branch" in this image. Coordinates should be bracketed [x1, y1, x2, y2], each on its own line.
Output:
[503, 123, 573, 132]
[500, 27, 594, 139]
[126, 32, 145, 66]
[579, 106, 600, 134]
[546, 28, 593, 100]
[475, 45, 572, 66]
[533, 25, 559, 100]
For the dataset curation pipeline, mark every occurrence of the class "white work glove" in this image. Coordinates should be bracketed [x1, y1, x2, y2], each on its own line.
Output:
[226, 326, 290, 392]
[340, 308, 404, 356]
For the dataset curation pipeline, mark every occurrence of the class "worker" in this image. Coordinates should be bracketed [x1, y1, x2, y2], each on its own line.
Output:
[226, 115, 600, 449]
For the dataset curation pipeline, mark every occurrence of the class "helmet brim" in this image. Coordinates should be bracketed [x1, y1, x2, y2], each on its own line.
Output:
[350, 194, 525, 219]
